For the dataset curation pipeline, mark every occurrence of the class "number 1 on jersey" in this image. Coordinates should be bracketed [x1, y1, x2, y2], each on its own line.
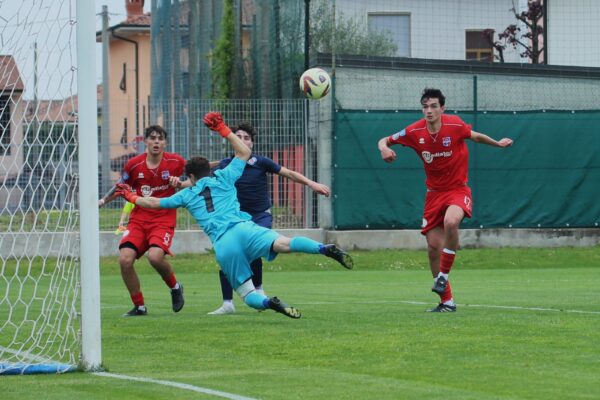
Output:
[199, 187, 215, 212]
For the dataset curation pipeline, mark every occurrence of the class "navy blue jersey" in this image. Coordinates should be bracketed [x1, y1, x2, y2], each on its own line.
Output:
[216, 155, 281, 214]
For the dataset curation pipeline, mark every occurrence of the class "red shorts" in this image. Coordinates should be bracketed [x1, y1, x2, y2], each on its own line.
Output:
[120, 219, 175, 258]
[421, 186, 473, 235]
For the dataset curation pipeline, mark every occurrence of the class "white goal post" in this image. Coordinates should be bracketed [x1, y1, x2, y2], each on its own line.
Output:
[0, 0, 101, 374]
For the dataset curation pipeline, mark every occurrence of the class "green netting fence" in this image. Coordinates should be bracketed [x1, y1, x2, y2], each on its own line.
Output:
[332, 109, 600, 230]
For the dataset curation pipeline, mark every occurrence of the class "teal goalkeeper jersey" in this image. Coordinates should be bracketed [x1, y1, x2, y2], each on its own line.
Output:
[159, 157, 252, 243]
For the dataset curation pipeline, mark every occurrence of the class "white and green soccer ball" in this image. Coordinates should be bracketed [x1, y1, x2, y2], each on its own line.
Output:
[299, 67, 331, 100]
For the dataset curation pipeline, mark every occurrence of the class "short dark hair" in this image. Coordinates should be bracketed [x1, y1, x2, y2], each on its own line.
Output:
[144, 125, 168, 140]
[231, 122, 256, 142]
[185, 156, 211, 180]
[420, 88, 446, 107]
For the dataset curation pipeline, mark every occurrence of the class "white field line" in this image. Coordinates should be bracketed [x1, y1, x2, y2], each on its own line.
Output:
[296, 299, 600, 315]
[93, 372, 258, 400]
[102, 300, 600, 315]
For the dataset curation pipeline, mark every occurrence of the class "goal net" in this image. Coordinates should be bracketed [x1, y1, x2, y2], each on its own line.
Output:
[0, 0, 100, 374]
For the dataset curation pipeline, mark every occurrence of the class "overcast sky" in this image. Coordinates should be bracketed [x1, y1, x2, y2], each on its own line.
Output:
[0, 1, 151, 100]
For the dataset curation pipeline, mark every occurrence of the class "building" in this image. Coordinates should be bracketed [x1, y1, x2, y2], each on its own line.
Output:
[96, 0, 151, 181]
[0, 56, 26, 209]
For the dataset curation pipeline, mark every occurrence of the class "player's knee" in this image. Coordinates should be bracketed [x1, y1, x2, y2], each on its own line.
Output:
[444, 217, 461, 231]
[119, 254, 135, 268]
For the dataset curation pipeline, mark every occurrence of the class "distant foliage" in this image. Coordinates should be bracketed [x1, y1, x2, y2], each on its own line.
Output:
[310, 0, 398, 57]
[212, 0, 235, 99]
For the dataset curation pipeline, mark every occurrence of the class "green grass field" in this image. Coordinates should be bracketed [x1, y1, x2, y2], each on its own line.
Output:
[2, 247, 600, 399]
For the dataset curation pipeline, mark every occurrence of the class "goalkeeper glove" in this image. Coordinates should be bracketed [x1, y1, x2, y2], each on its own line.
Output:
[203, 112, 232, 138]
[115, 183, 140, 204]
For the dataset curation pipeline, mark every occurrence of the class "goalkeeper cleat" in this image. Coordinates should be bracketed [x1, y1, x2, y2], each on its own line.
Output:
[268, 297, 301, 319]
[427, 303, 457, 313]
[207, 302, 236, 315]
[123, 305, 147, 317]
[170, 284, 184, 312]
[431, 275, 448, 294]
[321, 244, 354, 270]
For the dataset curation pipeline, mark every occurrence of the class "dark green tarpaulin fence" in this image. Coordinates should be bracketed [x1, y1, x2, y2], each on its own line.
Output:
[332, 110, 600, 230]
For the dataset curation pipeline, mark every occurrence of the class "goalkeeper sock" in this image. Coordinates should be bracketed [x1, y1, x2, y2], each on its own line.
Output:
[290, 237, 322, 254]
[244, 291, 269, 310]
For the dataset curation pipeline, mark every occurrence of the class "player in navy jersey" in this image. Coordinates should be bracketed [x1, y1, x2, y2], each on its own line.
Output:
[205, 122, 330, 315]
[377, 88, 513, 312]
[115, 112, 352, 319]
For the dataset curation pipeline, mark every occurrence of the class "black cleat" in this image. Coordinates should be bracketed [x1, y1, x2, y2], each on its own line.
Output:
[431, 275, 448, 294]
[171, 284, 184, 312]
[268, 297, 301, 319]
[322, 244, 354, 270]
[123, 306, 147, 317]
[427, 303, 457, 313]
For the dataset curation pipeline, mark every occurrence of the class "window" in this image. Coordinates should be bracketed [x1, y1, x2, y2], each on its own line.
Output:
[368, 14, 410, 57]
[0, 97, 11, 155]
[466, 30, 493, 62]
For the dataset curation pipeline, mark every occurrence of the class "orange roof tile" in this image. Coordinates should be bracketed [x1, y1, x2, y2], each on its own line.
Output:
[0, 55, 25, 93]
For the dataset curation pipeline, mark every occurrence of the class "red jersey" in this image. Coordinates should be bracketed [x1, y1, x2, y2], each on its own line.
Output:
[388, 114, 472, 191]
[122, 152, 186, 224]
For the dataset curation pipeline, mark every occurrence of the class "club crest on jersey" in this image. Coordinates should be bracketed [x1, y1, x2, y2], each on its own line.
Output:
[162, 170, 170, 180]
[419, 138, 425, 144]
[442, 137, 451, 147]
[392, 129, 406, 140]
[141, 185, 152, 197]
[248, 157, 257, 166]
[138, 172, 144, 179]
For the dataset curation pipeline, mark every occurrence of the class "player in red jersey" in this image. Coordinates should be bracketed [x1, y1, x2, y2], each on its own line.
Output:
[99, 125, 186, 316]
[377, 88, 513, 312]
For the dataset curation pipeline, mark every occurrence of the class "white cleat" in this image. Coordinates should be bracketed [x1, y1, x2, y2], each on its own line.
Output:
[207, 303, 236, 315]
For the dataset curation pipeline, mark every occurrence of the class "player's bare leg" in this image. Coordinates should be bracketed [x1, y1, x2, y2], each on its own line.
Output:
[119, 247, 147, 316]
[147, 246, 184, 312]
[425, 227, 444, 277]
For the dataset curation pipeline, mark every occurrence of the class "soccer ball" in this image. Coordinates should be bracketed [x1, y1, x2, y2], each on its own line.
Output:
[299, 68, 331, 100]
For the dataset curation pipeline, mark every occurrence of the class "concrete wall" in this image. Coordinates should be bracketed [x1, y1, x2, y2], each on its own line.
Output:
[1, 228, 597, 257]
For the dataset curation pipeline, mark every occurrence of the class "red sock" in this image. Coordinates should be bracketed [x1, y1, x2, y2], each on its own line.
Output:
[131, 291, 145, 307]
[163, 273, 177, 289]
[440, 248, 456, 274]
[440, 281, 453, 303]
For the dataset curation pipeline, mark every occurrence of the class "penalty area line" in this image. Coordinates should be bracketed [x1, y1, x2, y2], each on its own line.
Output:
[93, 372, 258, 400]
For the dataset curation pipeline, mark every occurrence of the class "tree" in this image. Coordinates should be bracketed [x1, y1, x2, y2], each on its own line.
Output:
[484, 0, 545, 64]
[212, 0, 235, 99]
[310, 0, 398, 57]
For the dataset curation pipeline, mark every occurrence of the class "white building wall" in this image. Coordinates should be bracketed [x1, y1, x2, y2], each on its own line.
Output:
[335, 0, 530, 63]
[547, 0, 600, 67]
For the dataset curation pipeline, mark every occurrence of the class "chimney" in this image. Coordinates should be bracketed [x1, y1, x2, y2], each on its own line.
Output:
[125, 0, 144, 18]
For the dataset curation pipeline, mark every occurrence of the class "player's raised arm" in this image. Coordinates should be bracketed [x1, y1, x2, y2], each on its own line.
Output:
[278, 167, 331, 197]
[203, 112, 251, 162]
[470, 130, 514, 148]
[377, 136, 397, 163]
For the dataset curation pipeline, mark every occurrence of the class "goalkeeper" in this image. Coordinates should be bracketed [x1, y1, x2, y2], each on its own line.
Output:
[115, 112, 353, 318]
